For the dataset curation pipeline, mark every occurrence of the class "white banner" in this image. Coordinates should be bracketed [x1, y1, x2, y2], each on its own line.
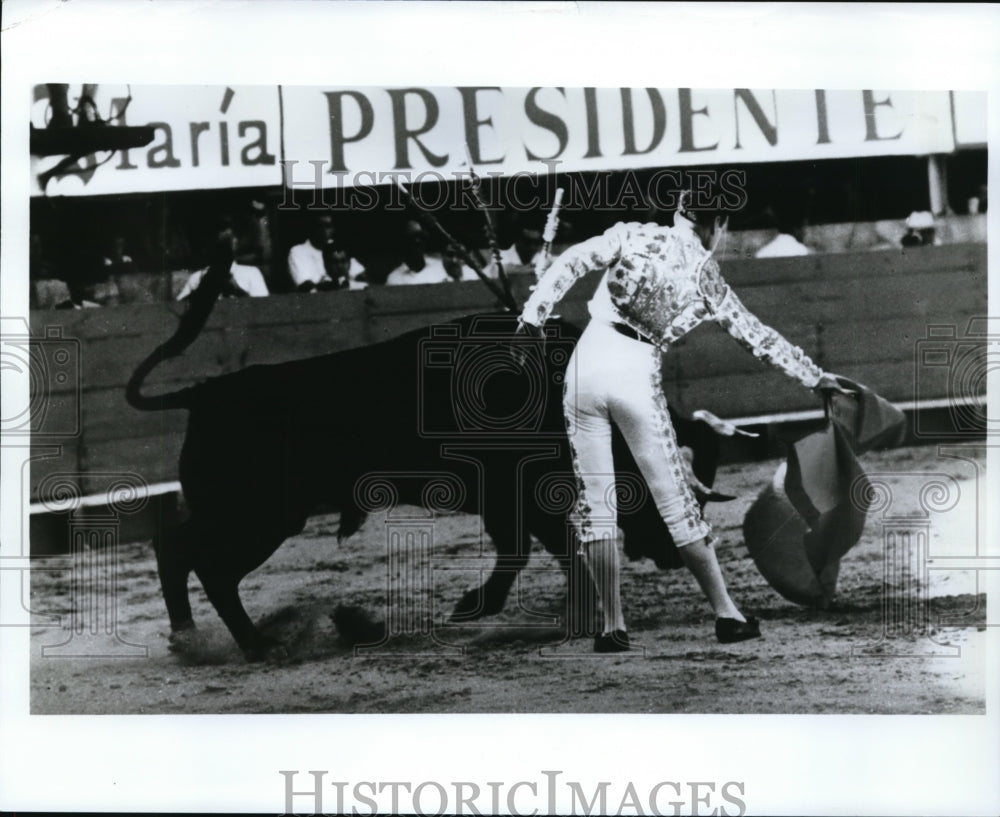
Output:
[31, 86, 980, 195]
[30, 84, 281, 196]
[952, 89, 988, 147]
[280, 87, 959, 186]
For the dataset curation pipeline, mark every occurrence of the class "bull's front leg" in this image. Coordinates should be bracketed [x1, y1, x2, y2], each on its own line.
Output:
[450, 511, 528, 622]
[450, 557, 523, 622]
[447, 446, 551, 623]
[194, 564, 286, 662]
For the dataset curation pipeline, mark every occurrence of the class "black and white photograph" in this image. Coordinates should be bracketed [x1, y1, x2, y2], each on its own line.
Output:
[2, 2, 998, 815]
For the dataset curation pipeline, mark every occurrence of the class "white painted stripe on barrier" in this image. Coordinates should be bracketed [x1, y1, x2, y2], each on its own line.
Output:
[25, 396, 982, 515]
[28, 481, 181, 516]
[724, 395, 982, 428]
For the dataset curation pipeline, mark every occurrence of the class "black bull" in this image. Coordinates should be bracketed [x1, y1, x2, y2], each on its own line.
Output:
[129, 295, 720, 661]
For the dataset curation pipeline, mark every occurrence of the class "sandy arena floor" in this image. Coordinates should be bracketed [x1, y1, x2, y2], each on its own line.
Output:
[30, 443, 989, 715]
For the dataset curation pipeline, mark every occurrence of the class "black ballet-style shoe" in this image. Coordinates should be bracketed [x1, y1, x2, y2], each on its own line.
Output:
[715, 616, 761, 644]
[594, 630, 631, 653]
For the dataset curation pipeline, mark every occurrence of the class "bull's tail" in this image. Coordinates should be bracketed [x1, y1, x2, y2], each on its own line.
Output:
[125, 239, 233, 412]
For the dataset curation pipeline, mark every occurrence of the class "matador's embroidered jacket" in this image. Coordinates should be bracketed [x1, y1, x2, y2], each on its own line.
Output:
[521, 218, 823, 389]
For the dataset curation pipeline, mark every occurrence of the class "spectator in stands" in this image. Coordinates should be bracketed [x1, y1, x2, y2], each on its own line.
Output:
[54, 279, 102, 309]
[968, 184, 987, 215]
[104, 233, 136, 277]
[900, 211, 937, 248]
[241, 198, 273, 282]
[287, 213, 366, 292]
[176, 217, 269, 300]
[326, 241, 369, 290]
[30, 231, 100, 309]
[386, 220, 455, 285]
[55, 260, 121, 309]
[485, 221, 543, 277]
[29, 231, 58, 281]
[755, 211, 811, 258]
[443, 242, 481, 282]
[554, 216, 576, 247]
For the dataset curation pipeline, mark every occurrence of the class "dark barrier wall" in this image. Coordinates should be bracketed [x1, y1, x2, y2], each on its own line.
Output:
[28, 242, 987, 502]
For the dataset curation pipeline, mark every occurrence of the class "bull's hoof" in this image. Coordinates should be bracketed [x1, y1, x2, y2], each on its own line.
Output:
[450, 588, 505, 622]
[332, 604, 385, 647]
[167, 623, 199, 654]
[244, 637, 288, 663]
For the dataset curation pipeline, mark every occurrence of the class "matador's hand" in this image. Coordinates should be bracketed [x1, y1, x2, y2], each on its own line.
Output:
[813, 372, 857, 396]
[515, 320, 544, 339]
[511, 320, 544, 366]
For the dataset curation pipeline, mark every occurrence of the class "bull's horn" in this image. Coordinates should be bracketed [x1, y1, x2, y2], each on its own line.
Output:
[692, 409, 760, 438]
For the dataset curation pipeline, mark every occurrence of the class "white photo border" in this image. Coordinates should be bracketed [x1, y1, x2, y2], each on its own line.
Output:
[2, 2, 998, 815]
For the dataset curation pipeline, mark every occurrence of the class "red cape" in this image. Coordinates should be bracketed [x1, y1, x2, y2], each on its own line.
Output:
[742, 378, 906, 607]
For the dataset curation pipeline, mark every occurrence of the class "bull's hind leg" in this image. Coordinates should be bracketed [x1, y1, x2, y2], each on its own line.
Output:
[154, 522, 196, 634]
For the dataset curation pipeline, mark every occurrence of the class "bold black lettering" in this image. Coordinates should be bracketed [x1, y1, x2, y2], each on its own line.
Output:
[678, 88, 719, 153]
[387, 88, 448, 170]
[863, 90, 902, 141]
[189, 122, 210, 167]
[219, 86, 235, 114]
[524, 87, 569, 161]
[583, 87, 602, 158]
[814, 89, 831, 144]
[219, 121, 230, 166]
[733, 89, 777, 148]
[621, 88, 666, 156]
[324, 90, 374, 173]
[459, 86, 504, 165]
[146, 122, 181, 168]
[238, 121, 275, 165]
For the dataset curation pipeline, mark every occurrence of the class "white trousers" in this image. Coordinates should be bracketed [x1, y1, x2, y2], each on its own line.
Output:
[563, 321, 713, 550]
